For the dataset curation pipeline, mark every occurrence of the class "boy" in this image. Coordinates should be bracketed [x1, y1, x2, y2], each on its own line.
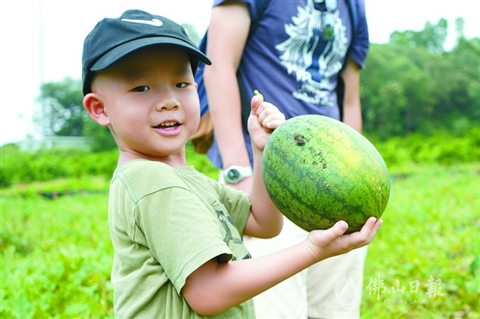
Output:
[82, 9, 382, 318]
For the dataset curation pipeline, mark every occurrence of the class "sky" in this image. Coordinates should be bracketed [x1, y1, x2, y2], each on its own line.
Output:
[0, 0, 478, 146]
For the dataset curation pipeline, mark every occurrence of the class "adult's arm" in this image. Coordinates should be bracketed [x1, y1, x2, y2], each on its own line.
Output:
[203, 3, 252, 176]
[340, 58, 362, 133]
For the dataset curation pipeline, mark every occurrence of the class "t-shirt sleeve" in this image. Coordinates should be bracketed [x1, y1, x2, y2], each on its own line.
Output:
[213, 0, 261, 20]
[349, 1, 370, 69]
[136, 186, 232, 295]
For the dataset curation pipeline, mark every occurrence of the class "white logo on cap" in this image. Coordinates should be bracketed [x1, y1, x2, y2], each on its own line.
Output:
[121, 18, 163, 27]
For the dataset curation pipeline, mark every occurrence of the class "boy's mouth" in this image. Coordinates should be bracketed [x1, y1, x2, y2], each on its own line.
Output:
[155, 121, 180, 130]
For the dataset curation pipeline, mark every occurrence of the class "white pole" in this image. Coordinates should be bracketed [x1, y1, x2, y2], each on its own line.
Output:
[39, 0, 48, 138]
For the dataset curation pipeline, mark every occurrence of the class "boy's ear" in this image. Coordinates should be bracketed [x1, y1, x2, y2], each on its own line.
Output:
[83, 93, 110, 127]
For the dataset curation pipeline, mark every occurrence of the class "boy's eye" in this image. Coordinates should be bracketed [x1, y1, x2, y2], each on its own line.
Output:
[132, 86, 150, 92]
[176, 82, 188, 88]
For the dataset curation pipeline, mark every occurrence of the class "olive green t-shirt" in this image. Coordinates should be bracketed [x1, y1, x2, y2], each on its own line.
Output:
[108, 160, 254, 318]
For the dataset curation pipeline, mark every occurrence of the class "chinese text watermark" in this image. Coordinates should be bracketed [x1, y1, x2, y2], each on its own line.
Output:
[365, 275, 446, 301]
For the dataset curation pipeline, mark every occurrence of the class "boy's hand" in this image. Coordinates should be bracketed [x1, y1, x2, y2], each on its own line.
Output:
[304, 217, 383, 262]
[248, 93, 285, 152]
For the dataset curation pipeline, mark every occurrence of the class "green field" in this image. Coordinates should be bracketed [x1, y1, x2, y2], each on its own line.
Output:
[361, 164, 480, 318]
[1, 163, 479, 318]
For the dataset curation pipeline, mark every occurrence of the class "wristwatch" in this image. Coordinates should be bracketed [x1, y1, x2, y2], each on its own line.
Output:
[222, 166, 253, 184]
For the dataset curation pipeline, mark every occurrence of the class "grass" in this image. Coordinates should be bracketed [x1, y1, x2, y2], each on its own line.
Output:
[1, 163, 479, 318]
[361, 164, 480, 318]
[1, 194, 114, 318]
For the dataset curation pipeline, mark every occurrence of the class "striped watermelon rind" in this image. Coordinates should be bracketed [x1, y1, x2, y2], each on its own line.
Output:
[262, 115, 391, 234]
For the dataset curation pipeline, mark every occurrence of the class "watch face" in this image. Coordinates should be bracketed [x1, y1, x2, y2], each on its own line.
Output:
[227, 168, 240, 181]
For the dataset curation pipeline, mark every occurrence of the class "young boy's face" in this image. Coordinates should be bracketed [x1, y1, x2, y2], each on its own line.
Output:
[90, 45, 200, 163]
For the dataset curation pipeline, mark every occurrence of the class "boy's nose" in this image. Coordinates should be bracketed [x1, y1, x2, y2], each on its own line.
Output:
[155, 98, 179, 111]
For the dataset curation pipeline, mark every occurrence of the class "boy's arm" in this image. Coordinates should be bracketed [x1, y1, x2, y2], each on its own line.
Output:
[243, 95, 285, 238]
[182, 217, 382, 316]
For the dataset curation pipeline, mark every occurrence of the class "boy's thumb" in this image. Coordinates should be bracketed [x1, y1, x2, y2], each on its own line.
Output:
[331, 221, 349, 237]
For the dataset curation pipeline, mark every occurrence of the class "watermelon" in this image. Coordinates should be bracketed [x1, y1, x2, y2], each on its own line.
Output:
[262, 115, 390, 234]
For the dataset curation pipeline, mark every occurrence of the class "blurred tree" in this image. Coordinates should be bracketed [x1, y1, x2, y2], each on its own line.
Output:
[361, 44, 406, 138]
[362, 18, 480, 139]
[361, 44, 434, 138]
[448, 37, 480, 122]
[83, 120, 117, 152]
[454, 17, 465, 40]
[182, 23, 201, 45]
[35, 77, 117, 151]
[390, 18, 448, 53]
[36, 77, 85, 136]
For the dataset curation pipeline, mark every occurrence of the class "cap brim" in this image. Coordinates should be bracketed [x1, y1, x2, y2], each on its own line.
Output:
[90, 37, 211, 71]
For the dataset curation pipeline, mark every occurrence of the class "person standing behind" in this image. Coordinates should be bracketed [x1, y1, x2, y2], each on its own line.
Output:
[197, 0, 370, 318]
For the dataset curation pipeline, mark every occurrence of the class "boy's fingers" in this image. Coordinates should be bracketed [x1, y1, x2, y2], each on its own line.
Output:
[264, 119, 284, 130]
[263, 111, 285, 129]
[358, 217, 383, 243]
[334, 220, 349, 233]
[327, 220, 349, 240]
[250, 95, 264, 114]
[371, 218, 383, 235]
[306, 220, 348, 254]
[363, 217, 377, 230]
[368, 217, 383, 232]
[257, 103, 282, 120]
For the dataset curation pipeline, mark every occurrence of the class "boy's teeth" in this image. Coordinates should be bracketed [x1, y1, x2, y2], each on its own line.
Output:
[161, 122, 175, 127]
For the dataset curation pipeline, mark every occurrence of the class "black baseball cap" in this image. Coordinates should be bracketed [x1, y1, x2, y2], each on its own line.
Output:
[82, 9, 211, 95]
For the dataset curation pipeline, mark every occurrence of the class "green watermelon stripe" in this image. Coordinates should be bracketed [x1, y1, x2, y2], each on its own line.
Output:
[262, 115, 391, 233]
